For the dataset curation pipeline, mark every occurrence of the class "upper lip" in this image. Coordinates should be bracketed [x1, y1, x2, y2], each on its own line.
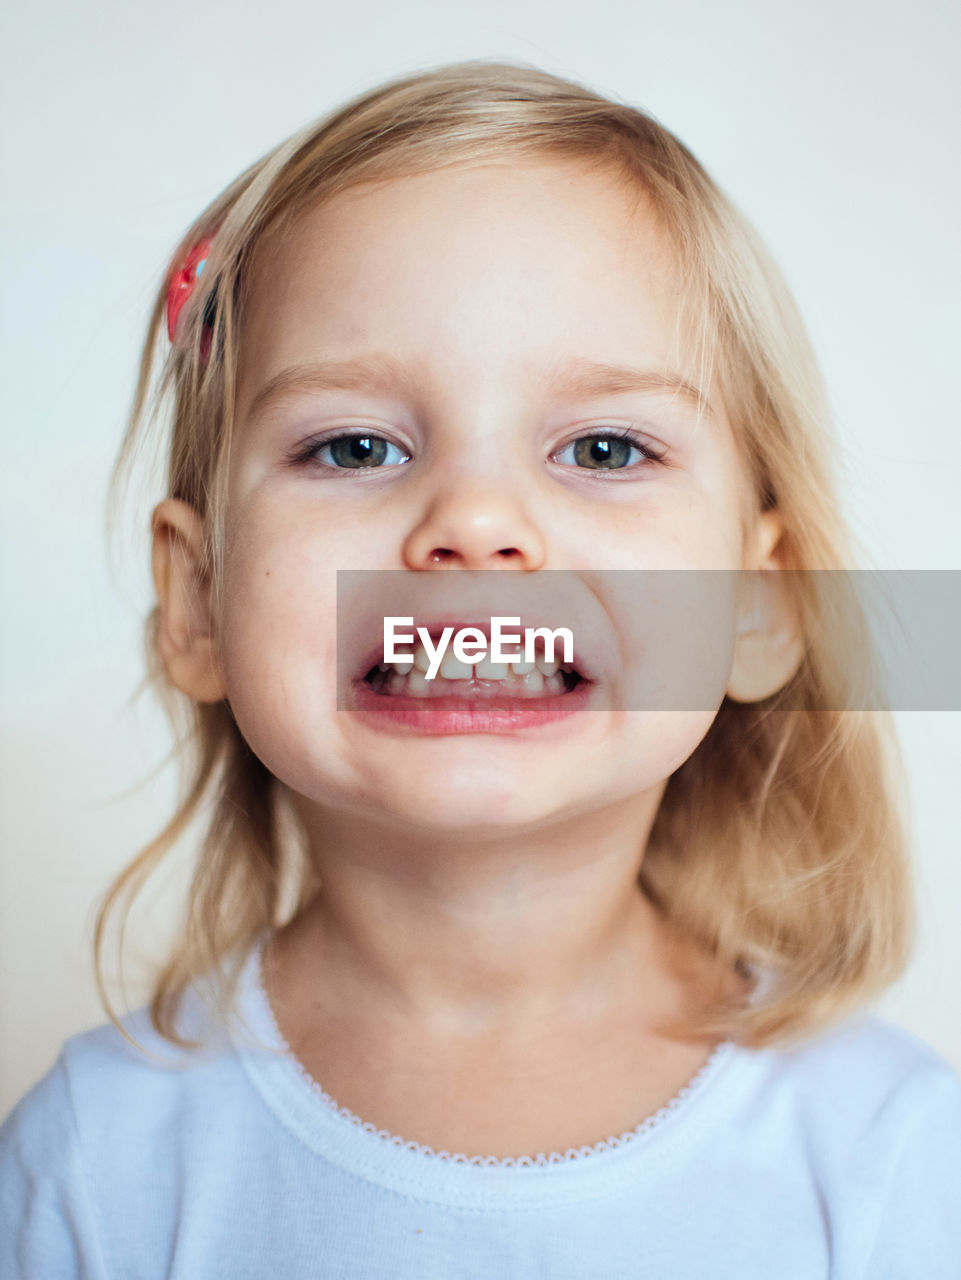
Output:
[350, 612, 596, 684]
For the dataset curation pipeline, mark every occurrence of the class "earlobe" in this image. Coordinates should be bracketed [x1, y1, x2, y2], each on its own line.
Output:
[726, 510, 805, 703]
[151, 498, 226, 704]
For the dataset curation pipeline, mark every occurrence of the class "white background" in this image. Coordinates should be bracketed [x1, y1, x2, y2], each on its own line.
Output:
[1, 0, 959, 1115]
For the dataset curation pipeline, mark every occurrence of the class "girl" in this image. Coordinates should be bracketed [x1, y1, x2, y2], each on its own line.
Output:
[2, 59, 959, 1278]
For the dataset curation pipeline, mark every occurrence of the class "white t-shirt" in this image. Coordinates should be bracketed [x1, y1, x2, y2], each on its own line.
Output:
[2, 929, 960, 1278]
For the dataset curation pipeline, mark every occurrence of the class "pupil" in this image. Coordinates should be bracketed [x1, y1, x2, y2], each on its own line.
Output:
[574, 436, 630, 469]
[331, 436, 388, 468]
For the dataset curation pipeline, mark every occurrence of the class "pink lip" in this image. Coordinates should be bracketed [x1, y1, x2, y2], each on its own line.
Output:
[348, 672, 596, 736]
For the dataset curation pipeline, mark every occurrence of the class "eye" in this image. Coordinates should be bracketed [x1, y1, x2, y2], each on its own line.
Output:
[553, 427, 667, 472]
[288, 431, 410, 471]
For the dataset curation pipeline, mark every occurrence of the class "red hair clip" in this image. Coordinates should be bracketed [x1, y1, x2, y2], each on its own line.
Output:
[166, 236, 216, 359]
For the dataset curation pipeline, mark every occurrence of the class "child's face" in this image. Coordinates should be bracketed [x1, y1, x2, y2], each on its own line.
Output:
[217, 158, 775, 833]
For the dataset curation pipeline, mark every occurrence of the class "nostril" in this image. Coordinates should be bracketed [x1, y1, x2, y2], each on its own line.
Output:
[428, 549, 454, 563]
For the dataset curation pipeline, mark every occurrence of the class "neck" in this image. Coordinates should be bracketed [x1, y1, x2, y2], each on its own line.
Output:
[274, 783, 712, 1042]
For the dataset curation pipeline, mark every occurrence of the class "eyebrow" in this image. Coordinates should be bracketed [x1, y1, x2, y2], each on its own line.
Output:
[244, 351, 711, 423]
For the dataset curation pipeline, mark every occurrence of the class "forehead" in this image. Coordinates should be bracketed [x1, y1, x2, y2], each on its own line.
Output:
[236, 158, 694, 417]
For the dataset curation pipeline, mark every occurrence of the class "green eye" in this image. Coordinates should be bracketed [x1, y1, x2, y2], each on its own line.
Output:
[555, 430, 665, 471]
[572, 436, 632, 469]
[326, 436, 390, 468]
[293, 433, 410, 470]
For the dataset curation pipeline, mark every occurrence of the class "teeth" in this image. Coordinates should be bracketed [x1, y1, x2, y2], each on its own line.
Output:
[371, 636, 577, 695]
[371, 663, 569, 699]
[523, 669, 545, 695]
[439, 649, 474, 680]
[474, 653, 510, 680]
[405, 667, 431, 698]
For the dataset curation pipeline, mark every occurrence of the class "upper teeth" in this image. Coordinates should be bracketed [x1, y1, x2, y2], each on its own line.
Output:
[380, 639, 565, 681]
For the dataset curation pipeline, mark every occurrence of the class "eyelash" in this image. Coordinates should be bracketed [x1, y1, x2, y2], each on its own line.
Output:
[285, 426, 668, 476]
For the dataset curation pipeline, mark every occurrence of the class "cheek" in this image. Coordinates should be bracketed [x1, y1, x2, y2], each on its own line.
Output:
[620, 709, 722, 780]
[586, 456, 747, 572]
[216, 516, 339, 748]
[221, 496, 340, 639]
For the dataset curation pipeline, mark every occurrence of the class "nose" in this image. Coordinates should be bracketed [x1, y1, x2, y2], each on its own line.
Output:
[403, 482, 547, 571]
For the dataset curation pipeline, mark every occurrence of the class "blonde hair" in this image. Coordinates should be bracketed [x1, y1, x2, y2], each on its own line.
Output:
[101, 58, 913, 1056]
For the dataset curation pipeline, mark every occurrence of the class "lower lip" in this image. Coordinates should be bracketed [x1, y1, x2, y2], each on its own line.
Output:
[347, 675, 596, 735]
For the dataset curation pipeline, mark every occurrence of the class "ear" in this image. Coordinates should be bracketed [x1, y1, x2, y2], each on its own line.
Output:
[726, 509, 805, 703]
[151, 498, 226, 703]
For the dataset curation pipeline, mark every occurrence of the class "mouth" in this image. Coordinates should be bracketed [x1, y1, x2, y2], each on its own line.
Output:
[347, 617, 595, 734]
[357, 620, 588, 701]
